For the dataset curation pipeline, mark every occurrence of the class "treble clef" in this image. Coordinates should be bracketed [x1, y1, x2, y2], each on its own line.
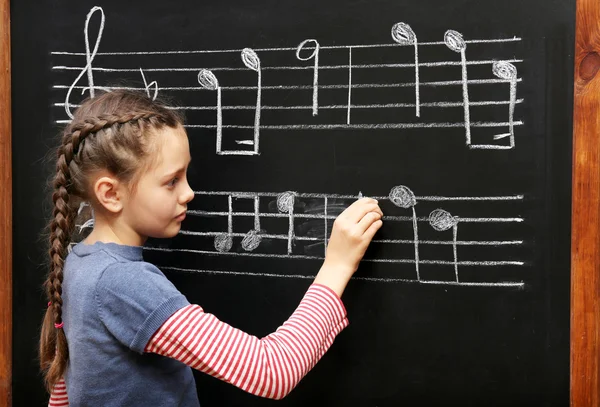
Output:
[65, 6, 105, 119]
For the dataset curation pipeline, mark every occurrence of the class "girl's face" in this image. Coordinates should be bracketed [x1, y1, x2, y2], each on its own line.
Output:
[121, 125, 194, 244]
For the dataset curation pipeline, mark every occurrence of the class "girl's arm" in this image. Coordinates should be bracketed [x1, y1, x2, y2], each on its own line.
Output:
[145, 283, 348, 400]
[145, 198, 383, 399]
[48, 378, 69, 407]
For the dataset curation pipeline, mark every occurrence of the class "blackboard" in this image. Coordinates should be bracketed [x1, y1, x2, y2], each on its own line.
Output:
[5, 0, 599, 405]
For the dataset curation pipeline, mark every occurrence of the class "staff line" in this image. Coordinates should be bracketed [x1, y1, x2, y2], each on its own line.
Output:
[51, 58, 523, 73]
[160, 266, 525, 287]
[184, 121, 524, 130]
[54, 119, 525, 130]
[145, 246, 525, 266]
[179, 230, 523, 246]
[187, 210, 524, 223]
[52, 78, 523, 92]
[195, 191, 525, 201]
[54, 99, 524, 111]
[50, 36, 522, 56]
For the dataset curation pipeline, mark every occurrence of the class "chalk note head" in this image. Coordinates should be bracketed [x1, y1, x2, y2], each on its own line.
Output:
[428, 209, 458, 231]
[198, 69, 219, 90]
[277, 191, 296, 213]
[492, 61, 518, 80]
[391, 22, 416, 46]
[241, 48, 261, 72]
[241, 229, 263, 251]
[389, 185, 417, 208]
[214, 233, 234, 252]
[296, 39, 320, 61]
[444, 30, 466, 53]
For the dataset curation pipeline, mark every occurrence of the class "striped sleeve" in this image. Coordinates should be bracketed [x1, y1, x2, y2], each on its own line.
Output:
[145, 283, 349, 400]
[48, 378, 69, 407]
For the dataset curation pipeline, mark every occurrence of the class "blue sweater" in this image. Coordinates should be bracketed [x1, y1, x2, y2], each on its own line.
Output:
[62, 241, 200, 406]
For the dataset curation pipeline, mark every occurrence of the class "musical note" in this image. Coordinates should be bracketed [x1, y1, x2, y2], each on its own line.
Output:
[65, 6, 105, 119]
[277, 191, 296, 254]
[197, 69, 223, 154]
[389, 185, 420, 280]
[214, 195, 234, 252]
[241, 194, 264, 251]
[140, 68, 158, 100]
[169, 188, 525, 287]
[392, 22, 420, 117]
[444, 30, 471, 146]
[428, 209, 459, 282]
[492, 61, 518, 148]
[296, 39, 320, 116]
[241, 48, 262, 153]
[53, 8, 524, 152]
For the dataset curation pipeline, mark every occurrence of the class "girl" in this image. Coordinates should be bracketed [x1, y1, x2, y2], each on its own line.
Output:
[41, 90, 383, 406]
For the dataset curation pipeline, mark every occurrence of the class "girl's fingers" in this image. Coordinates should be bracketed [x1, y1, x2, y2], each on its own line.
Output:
[343, 199, 382, 223]
[363, 219, 384, 241]
[356, 211, 383, 235]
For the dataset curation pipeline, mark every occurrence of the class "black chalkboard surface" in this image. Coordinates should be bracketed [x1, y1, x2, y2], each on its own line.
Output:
[11, 0, 574, 405]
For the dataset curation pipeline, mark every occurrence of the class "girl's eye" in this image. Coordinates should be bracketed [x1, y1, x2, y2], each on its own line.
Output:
[167, 178, 179, 187]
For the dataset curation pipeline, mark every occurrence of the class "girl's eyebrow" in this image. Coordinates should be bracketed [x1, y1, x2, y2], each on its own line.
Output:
[161, 159, 191, 179]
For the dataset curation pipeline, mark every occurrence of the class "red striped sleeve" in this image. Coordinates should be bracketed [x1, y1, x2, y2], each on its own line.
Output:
[145, 283, 349, 400]
[48, 378, 69, 407]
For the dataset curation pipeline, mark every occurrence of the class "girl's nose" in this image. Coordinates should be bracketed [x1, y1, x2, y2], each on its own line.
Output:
[181, 181, 195, 204]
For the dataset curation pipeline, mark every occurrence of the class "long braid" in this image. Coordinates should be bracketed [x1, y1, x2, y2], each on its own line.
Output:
[40, 109, 165, 391]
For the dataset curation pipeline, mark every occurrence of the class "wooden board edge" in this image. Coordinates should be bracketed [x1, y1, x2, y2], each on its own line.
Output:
[571, 0, 600, 405]
[0, 0, 11, 405]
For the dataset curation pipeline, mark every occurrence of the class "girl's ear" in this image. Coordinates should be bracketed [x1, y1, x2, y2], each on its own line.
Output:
[93, 174, 125, 213]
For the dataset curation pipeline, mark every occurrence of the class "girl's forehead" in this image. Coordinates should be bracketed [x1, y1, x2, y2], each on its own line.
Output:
[152, 126, 190, 171]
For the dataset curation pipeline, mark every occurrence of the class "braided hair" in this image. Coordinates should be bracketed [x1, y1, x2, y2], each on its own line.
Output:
[39, 90, 184, 392]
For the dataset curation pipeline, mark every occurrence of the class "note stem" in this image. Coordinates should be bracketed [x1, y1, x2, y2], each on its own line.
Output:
[228, 195, 233, 236]
[253, 195, 260, 231]
[254, 70, 261, 153]
[413, 40, 420, 117]
[453, 223, 459, 282]
[460, 49, 472, 145]
[347, 47, 352, 125]
[508, 77, 516, 148]
[288, 201, 295, 255]
[216, 86, 223, 153]
[412, 206, 421, 280]
[324, 196, 329, 257]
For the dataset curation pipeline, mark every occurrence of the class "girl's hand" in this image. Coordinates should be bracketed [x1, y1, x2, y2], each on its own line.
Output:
[313, 198, 383, 296]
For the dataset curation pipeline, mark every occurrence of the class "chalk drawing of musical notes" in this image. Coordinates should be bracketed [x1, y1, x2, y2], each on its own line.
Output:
[428, 209, 460, 281]
[240, 48, 262, 153]
[389, 186, 420, 280]
[444, 30, 471, 146]
[296, 39, 320, 116]
[214, 195, 234, 252]
[140, 68, 158, 101]
[241, 194, 264, 251]
[491, 61, 518, 148]
[52, 6, 525, 153]
[198, 69, 224, 154]
[277, 191, 296, 254]
[163, 187, 527, 288]
[392, 23, 420, 117]
[197, 51, 261, 155]
[64, 6, 105, 119]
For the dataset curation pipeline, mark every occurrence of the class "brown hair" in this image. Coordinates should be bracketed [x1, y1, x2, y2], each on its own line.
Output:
[39, 89, 184, 392]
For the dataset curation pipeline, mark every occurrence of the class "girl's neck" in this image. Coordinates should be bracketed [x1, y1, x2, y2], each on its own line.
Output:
[84, 222, 146, 247]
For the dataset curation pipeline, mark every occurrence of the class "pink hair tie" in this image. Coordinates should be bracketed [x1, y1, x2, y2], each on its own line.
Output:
[54, 322, 64, 329]
[47, 302, 52, 307]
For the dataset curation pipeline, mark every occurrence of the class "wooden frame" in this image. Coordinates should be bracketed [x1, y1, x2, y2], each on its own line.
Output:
[571, 0, 600, 405]
[0, 0, 11, 405]
[0, 0, 598, 405]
